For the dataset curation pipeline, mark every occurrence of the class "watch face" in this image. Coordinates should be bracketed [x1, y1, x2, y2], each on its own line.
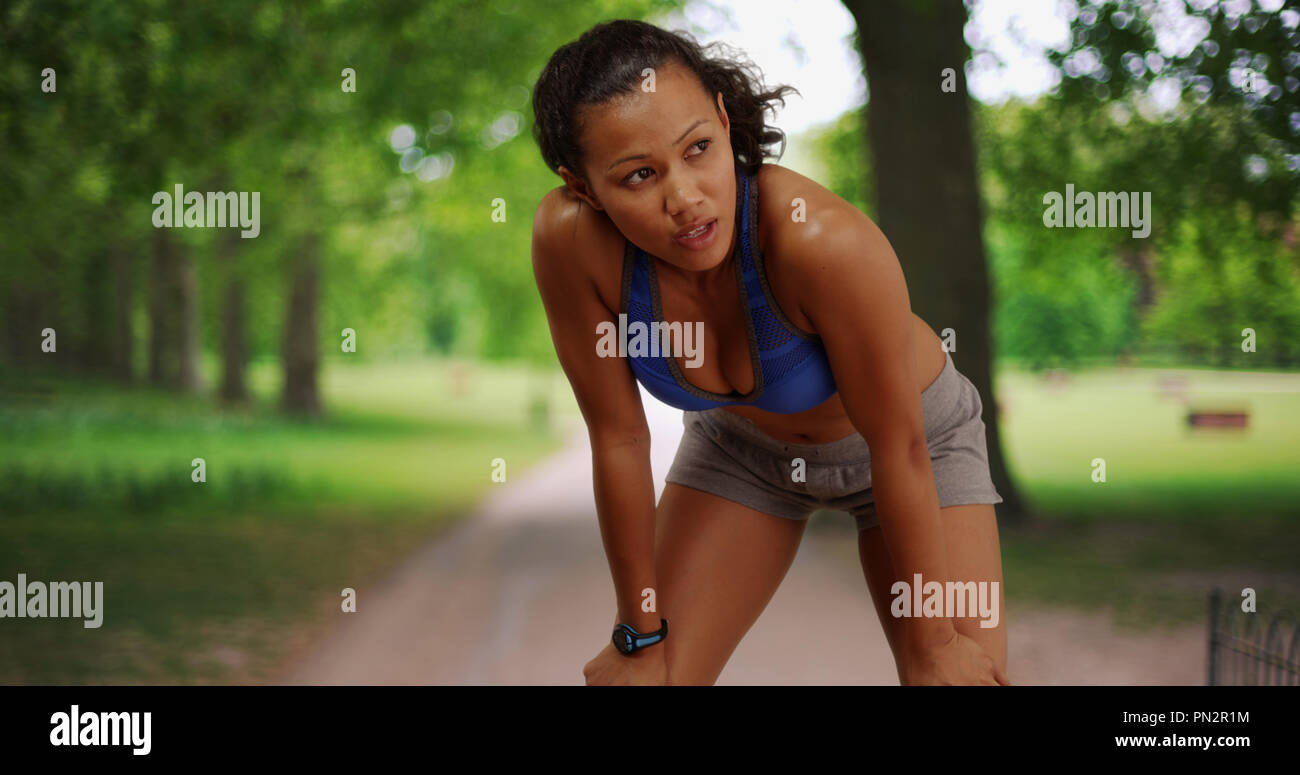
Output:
[613, 630, 631, 653]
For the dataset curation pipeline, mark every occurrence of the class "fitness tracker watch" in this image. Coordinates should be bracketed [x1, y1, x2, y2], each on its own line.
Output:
[612, 618, 668, 654]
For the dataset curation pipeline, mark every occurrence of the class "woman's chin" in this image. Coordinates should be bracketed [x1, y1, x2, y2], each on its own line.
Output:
[670, 252, 721, 274]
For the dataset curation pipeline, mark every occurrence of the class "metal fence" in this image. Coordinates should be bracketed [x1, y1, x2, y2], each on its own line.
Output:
[1207, 586, 1300, 686]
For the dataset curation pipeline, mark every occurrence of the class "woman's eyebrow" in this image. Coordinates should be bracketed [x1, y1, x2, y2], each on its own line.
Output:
[606, 117, 709, 172]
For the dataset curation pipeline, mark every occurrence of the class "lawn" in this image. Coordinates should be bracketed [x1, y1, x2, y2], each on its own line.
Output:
[996, 362, 1300, 521]
[989, 361, 1300, 630]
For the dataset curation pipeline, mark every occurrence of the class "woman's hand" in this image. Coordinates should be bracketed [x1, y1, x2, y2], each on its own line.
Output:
[901, 630, 1011, 686]
[583, 641, 670, 686]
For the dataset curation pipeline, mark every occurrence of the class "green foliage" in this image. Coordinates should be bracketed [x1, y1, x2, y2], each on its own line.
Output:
[1142, 203, 1300, 366]
[980, 0, 1300, 368]
[1048, 0, 1300, 216]
[4, 0, 1295, 377]
[806, 82, 1298, 370]
[0, 0, 683, 375]
[986, 218, 1138, 370]
[807, 105, 875, 218]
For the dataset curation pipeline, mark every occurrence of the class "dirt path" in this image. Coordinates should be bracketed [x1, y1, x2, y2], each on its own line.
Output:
[278, 388, 1206, 685]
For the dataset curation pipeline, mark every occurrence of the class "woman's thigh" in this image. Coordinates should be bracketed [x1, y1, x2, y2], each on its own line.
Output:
[857, 502, 1007, 681]
[653, 482, 808, 685]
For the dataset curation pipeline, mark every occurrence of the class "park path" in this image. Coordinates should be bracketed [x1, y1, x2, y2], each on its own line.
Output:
[278, 386, 1205, 685]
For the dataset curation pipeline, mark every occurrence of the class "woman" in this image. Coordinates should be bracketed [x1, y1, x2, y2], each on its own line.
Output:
[529, 19, 1010, 685]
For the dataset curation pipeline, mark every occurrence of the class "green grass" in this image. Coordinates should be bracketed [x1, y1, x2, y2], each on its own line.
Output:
[1, 355, 580, 516]
[0, 355, 578, 684]
[988, 361, 1300, 630]
[996, 362, 1300, 520]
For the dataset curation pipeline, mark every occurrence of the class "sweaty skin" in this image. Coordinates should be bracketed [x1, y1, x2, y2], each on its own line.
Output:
[546, 162, 948, 446]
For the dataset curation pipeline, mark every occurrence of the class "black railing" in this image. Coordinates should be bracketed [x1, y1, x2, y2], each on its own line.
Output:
[1207, 586, 1300, 685]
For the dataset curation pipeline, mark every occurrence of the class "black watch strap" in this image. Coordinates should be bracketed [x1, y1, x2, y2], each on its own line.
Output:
[612, 618, 668, 654]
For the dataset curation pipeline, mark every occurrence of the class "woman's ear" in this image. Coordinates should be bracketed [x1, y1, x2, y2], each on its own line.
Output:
[715, 91, 729, 132]
[558, 165, 604, 211]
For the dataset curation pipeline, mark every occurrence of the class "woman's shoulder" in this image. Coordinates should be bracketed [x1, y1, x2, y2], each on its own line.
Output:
[533, 185, 628, 315]
[756, 162, 888, 266]
[753, 163, 894, 333]
[755, 162, 869, 243]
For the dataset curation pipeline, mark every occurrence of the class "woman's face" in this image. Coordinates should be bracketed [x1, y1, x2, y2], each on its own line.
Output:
[559, 59, 736, 273]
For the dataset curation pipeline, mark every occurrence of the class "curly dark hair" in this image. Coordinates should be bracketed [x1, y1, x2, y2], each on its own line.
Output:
[531, 19, 799, 182]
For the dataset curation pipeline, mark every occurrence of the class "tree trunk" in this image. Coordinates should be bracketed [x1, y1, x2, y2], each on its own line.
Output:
[845, 0, 1027, 523]
[148, 229, 177, 387]
[176, 249, 201, 394]
[147, 228, 200, 393]
[110, 243, 134, 383]
[217, 228, 250, 404]
[1117, 243, 1156, 315]
[281, 231, 323, 417]
[1, 254, 59, 370]
[0, 286, 17, 366]
[79, 248, 112, 375]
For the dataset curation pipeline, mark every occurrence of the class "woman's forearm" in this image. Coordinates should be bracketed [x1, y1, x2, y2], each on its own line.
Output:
[590, 435, 662, 634]
[870, 443, 956, 651]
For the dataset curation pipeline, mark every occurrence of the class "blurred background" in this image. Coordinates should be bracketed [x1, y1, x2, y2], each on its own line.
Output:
[1, 0, 1296, 684]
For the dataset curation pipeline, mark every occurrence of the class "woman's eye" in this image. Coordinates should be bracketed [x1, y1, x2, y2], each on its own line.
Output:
[624, 140, 710, 185]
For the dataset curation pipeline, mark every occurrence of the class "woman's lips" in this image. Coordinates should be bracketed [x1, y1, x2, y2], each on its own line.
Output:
[673, 218, 717, 249]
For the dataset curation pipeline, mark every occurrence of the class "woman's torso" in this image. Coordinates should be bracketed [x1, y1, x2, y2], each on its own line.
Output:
[552, 162, 947, 446]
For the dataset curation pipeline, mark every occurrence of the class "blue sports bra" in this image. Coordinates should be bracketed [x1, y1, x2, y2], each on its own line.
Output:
[618, 162, 838, 414]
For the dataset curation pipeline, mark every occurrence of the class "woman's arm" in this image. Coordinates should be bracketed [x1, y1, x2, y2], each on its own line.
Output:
[785, 200, 958, 655]
[530, 191, 661, 636]
[792, 201, 1004, 685]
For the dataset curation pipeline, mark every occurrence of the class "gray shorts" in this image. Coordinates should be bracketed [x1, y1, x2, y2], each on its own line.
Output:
[664, 349, 1004, 532]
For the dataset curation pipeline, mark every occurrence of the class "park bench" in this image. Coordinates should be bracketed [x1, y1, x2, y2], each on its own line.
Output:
[1185, 409, 1249, 429]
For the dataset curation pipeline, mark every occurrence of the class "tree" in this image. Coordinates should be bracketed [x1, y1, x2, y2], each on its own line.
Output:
[843, 0, 1026, 523]
[1047, 0, 1298, 219]
[978, 0, 1300, 368]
